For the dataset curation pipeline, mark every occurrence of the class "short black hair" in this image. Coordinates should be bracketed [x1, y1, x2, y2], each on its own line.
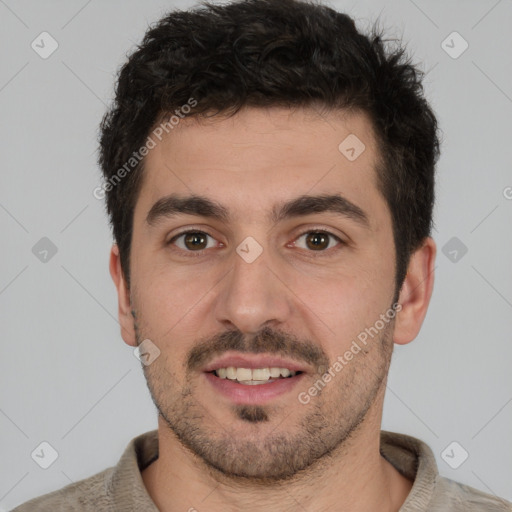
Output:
[98, 0, 440, 293]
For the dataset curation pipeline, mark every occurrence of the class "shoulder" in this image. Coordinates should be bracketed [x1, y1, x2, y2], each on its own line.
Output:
[428, 476, 512, 511]
[380, 431, 511, 511]
[10, 430, 159, 512]
[10, 467, 114, 512]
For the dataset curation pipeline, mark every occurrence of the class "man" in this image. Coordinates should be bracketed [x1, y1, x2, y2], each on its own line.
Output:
[13, 0, 511, 510]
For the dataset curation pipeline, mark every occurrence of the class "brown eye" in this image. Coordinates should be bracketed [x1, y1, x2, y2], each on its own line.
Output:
[294, 231, 341, 252]
[184, 232, 207, 250]
[305, 232, 329, 250]
[170, 231, 215, 251]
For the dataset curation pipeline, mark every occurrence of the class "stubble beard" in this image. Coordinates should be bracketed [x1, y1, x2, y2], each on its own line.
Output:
[135, 315, 394, 482]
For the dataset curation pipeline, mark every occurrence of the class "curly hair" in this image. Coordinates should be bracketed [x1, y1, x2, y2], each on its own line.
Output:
[98, 0, 440, 293]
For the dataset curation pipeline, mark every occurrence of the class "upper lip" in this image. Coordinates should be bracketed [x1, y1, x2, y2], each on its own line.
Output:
[202, 353, 310, 373]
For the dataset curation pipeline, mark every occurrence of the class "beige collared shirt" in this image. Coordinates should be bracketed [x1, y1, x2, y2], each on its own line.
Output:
[12, 430, 512, 511]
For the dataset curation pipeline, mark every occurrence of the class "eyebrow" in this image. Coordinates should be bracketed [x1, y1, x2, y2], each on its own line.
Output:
[146, 193, 370, 228]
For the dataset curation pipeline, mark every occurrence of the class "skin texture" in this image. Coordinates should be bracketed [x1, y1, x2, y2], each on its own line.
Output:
[110, 106, 436, 512]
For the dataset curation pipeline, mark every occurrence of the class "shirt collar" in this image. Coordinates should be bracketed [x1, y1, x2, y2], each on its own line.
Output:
[107, 429, 437, 511]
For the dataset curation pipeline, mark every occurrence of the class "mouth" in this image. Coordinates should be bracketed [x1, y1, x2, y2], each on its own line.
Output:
[202, 354, 308, 404]
[209, 366, 302, 385]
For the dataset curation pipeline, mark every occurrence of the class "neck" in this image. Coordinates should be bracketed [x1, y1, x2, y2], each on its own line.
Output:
[141, 397, 412, 512]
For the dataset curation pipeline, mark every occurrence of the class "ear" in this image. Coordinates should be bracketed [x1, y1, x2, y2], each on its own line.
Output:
[109, 244, 137, 347]
[393, 237, 436, 345]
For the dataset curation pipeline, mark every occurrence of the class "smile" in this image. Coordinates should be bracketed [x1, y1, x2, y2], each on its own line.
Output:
[212, 366, 300, 385]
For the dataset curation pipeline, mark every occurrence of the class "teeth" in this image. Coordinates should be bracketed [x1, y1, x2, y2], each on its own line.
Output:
[214, 367, 297, 382]
[269, 367, 281, 378]
[252, 368, 270, 380]
[236, 368, 252, 381]
[238, 380, 274, 386]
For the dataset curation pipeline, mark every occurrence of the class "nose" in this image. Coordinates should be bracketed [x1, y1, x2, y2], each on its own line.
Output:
[213, 245, 292, 334]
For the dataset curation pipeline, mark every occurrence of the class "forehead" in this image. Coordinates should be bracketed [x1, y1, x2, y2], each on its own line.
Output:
[135, 106, 387, 226]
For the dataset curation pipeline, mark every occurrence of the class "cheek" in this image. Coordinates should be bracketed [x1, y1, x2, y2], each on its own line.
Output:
[288, 255, 395, 348]
[298, 277, 384, 336]
[139, 271, 207, 326]
[132, 275, 200, 376]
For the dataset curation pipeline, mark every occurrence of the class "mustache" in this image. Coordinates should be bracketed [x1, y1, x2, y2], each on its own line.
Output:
[187, 325, 329, 372]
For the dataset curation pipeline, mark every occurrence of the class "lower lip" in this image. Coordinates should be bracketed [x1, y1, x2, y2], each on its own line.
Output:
[204, 372, 305, 405]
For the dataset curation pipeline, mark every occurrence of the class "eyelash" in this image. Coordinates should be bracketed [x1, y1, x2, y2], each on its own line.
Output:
[167, 228, 344, 257]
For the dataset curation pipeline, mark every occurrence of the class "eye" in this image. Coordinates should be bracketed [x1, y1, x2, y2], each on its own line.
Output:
[169, 230, 218, 251]
[293, 231, 342, 252]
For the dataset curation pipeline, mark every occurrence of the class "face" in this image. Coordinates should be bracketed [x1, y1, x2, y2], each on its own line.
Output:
[124, 106, 399, 480]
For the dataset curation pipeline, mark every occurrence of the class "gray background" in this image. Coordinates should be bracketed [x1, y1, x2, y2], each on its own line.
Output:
[1, 0, 511, 509]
